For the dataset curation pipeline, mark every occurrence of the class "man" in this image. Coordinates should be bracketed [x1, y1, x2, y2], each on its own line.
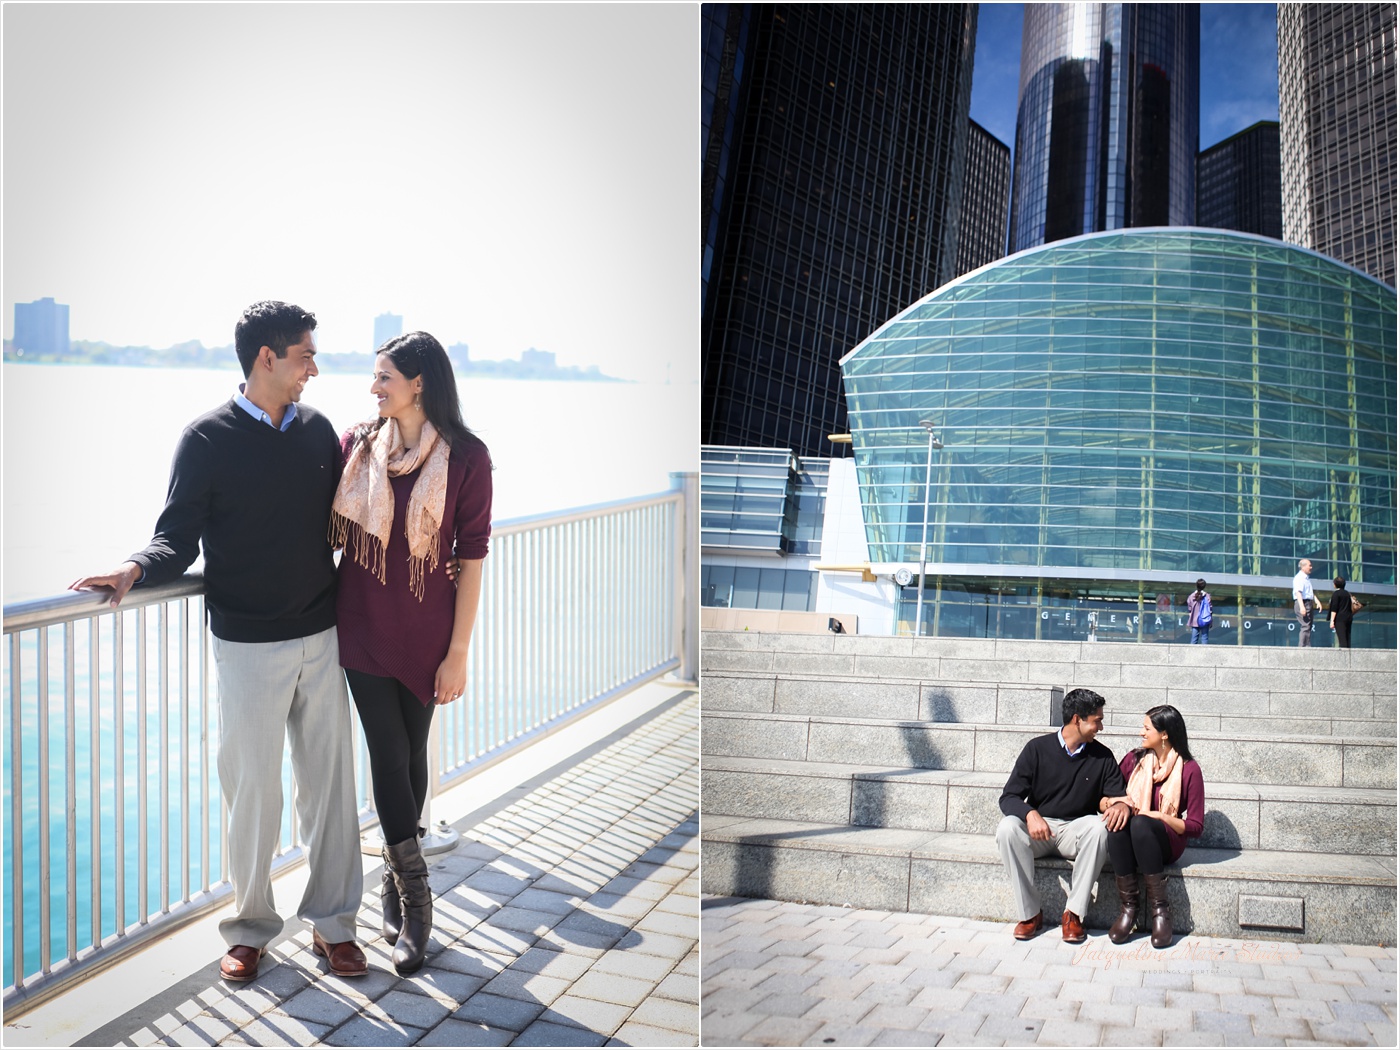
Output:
[995, 688, 1129, 942]
[1293, 558, 1320, 647]
[71, 301, 367, 982]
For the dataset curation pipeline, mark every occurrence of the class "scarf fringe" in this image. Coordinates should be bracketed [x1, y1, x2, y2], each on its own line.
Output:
[330, 510, 388, 586]
[405, 520, 442, 602]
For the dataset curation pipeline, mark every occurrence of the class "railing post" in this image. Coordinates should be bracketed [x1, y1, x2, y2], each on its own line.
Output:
[669, 472, 699, 683]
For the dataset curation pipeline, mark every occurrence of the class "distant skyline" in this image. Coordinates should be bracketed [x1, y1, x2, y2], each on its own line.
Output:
[2, 4, 697, 385]
[971, 3, 1280, 154]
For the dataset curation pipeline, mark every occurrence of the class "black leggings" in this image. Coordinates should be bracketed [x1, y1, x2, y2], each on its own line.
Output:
[344, 668, 436, 847]
[1335, 618, 1352, 648]
[1107, 814, 1173, 877]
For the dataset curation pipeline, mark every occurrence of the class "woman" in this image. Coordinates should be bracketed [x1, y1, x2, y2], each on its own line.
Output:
[1328, 576, 1356, 649]
[1100, 705, 1204, 948]
[330, 331, 492, 975]
[1185, 579, 1212, 644]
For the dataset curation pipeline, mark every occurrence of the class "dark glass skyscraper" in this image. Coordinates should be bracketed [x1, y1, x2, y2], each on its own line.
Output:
[702, 3, 755, 322]
[955, 119, 1012, 277]
[701, 4, 978, 458]
[1196, 121, 1283, 240]
[1008, 3, 1199, 254]
[1278, 3, 1396, 287]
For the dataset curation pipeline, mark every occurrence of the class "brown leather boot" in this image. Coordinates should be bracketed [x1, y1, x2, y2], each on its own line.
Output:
[1108, 874, 1140, 944]
[1143, 872, 1173, 948]
[385, 835, 433, 975]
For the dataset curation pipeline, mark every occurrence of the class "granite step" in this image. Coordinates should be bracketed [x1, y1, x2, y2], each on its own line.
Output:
[702, 711, 1397, 789]
[702, 754, 1398, 855]
[701, 668, 1398, 733]
[704, 629, 1398, 674]
[700, 813, 1398, 945]
[701, 648, 1397, 715]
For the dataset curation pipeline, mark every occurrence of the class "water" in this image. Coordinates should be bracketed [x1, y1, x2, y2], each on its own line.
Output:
[2, 363, 697, 987]
[3, 363, 698, 602]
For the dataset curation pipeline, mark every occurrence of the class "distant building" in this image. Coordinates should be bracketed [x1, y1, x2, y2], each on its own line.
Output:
[1009, 3, 1200, 254]
[447, 342, 471, 372]
[701, 3, 978, 458]
[1278, 3, 1396, 286]
[373, 312, 403, 351]
[521, 348, 556, 370]
[956, 119, 1012, 277]
[12, 297, 70, 356]
[1196, 121, 1283, 240]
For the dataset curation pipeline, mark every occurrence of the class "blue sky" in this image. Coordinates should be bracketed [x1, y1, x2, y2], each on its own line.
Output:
[970, 3, 1280, 152]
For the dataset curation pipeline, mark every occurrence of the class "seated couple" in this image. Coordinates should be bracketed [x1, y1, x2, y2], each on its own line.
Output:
[996, 689, 1204, 947]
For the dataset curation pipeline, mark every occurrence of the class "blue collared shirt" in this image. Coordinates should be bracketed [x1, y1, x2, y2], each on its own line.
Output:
[235, 384, 298, 431]
[1057, 727, 1086, 758]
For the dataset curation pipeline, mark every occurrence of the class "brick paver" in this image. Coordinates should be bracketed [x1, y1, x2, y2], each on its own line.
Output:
[94, 692, 698, 1047]
[701, 895, 1398, 1047]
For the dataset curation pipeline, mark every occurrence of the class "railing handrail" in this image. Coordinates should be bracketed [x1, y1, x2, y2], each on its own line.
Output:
[3, 578, 205, 634]
[3, 491, 687, 634]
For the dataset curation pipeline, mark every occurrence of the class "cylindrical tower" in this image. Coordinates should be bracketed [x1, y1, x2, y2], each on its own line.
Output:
[1008, 3, 1199, 255]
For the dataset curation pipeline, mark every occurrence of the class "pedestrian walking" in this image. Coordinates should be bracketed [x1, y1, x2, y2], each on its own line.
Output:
[1292, 559, 1320, 647]
[1328, 575, 1358, 649]
[1185, 579, 1212, 644]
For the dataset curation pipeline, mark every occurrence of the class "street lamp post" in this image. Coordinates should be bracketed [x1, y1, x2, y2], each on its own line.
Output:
[913, 420, 942, 637]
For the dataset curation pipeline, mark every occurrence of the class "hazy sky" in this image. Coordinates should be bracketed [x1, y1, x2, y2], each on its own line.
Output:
[3, 3, 698, 383]
[971, 3, 1281, 152]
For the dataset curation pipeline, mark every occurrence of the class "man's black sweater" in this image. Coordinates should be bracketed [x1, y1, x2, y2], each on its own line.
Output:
[998, 732, 1126, 822]
[129, 399, 341, 643]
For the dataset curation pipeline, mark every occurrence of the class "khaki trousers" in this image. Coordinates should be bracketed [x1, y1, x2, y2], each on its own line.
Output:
[996, 813, 1108, 922]
[213, 627, 361, 948]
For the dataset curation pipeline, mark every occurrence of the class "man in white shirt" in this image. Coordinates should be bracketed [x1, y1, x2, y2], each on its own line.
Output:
[1292, 558, 1320, 647]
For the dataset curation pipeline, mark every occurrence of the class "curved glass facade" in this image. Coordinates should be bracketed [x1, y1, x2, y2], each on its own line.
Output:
[840, 228, 1396, 643]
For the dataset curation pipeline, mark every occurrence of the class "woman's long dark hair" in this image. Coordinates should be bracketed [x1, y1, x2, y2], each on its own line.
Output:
[1136, 703, 1194, 763]
[354, 331, 474, 452]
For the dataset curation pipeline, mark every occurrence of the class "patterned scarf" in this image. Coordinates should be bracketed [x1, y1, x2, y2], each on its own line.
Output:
[329, 418, 450, 600]
[1126, 746, 1184, 820]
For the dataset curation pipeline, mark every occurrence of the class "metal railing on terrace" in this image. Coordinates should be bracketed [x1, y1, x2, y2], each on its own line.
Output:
[2, 478, 698, 1016]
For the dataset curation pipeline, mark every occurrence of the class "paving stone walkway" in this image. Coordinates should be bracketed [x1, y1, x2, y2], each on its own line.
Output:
[701, 896, 1397, 1047]
[90, 691, 699, 1047]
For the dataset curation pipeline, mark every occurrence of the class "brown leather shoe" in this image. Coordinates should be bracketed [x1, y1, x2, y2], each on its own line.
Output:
[219, 944, 266, 982]
[1061, 909, 1086, 943]
[312, 930, 368, 977]
[1013, 911, 1043, 940]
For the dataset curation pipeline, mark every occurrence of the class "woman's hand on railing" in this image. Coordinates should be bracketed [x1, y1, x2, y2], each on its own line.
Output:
[69, 561, 142, 607]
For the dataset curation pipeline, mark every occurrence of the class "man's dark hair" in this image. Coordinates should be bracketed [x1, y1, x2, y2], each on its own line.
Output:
[1061, 687, 1105, 725]
[1334, 576, 1346, 589]
[234, 301, 317, 377]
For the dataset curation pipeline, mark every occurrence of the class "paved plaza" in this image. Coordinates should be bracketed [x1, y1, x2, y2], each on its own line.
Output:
[701, 895, 1398, 1047]
[17, 687, 698, 1048]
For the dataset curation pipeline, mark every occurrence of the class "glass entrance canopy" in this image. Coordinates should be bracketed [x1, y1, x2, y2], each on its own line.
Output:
[840, 229, 1396, 600]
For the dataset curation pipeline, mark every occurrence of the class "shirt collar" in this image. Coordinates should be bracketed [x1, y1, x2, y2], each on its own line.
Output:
[235, 384, 298, 431]
[1057, 727, 1087, 758]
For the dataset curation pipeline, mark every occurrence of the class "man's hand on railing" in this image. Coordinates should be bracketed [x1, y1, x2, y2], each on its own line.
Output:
[69, 561, 142, 607]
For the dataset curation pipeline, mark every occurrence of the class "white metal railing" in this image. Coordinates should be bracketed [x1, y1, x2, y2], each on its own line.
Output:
[2, 480, 695, 1015]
